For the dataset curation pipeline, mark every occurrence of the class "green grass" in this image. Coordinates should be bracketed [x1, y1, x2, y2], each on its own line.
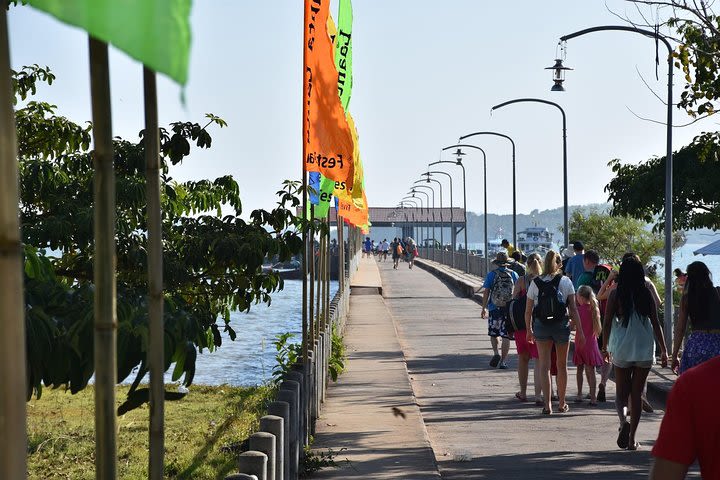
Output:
[27, 383, 274, 479]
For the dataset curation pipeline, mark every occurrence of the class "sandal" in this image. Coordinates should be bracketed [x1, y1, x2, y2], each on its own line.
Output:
[541, 407, 552, 414]
[558, 404, 570, 413]
[617, 421, 630, 449]
[515, 392, 528, 402]
[627, 442, 641, 451]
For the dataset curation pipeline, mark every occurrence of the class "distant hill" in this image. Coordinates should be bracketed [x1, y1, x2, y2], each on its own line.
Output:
[466, 203, 611, 248]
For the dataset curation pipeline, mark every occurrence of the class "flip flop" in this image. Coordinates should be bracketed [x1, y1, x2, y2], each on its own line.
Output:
[617, 421, 631, 449]
[515, 392, 528, 402]
[558, 404, 570, 413]
[489, 354, 501, 368]
[541, 408, 552, 414]
[627, 442, 641, 451]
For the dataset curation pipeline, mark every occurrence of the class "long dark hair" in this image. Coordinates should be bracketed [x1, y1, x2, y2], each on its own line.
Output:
[686, 261, 719, 323]
[616, 257, 652, 326]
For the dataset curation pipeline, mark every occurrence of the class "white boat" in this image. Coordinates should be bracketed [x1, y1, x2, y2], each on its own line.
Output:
[517, 226, 556, 256]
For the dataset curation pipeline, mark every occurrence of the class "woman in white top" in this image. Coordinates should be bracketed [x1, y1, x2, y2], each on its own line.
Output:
[525, 250, 585, 414]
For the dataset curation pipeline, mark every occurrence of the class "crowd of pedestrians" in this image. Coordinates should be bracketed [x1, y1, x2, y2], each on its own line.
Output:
[478, 241, 719, 472]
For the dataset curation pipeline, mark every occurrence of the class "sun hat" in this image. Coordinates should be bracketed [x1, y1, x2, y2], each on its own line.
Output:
[493, 251, 510, 266]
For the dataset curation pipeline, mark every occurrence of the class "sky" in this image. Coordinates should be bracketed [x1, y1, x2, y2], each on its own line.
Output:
[7, 1, 715, 217]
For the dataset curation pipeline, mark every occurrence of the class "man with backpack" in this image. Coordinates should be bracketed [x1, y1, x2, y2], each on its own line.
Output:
[481, 252, 519, 369]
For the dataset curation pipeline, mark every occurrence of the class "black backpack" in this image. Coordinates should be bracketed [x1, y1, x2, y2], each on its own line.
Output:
[532, 276, 566, 324]
[505, 275, 530, 333]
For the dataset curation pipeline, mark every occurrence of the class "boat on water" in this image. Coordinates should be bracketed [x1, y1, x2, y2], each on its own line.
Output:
[516, 226, 556, 256]
[269, 260, 303, 279]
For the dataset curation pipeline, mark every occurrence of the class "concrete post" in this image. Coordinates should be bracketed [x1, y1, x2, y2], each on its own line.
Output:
[237, 451, 267, 480]
[277, 387, 299, 480]
[260, 415, 284, 480]
[267, 402, 290, 480]
[225, 475, 258, 480]
[249, 432, 275, 480]
[286, 370, 305, 445]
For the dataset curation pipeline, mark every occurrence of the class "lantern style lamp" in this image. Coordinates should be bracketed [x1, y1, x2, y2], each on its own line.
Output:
[546, 58, 572, 92]
[454, 148, 466, 164]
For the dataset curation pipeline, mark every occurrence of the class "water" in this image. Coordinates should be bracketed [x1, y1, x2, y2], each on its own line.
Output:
[121, 280, 338, 388]
[669, 242, 720, 283]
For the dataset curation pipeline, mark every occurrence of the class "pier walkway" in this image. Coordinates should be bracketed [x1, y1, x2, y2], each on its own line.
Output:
[312, 256, 699, 479]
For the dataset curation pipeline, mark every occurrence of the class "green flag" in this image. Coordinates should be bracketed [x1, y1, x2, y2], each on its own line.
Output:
[27, 0, 191, 85]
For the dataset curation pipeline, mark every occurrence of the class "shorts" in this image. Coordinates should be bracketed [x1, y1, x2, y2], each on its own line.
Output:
[532, 318, 570, 344]
[613, 359, 652, 369]
[680, 331, 720, 374]
[489, 308, 512, 339]
[515, 331, 539, 358]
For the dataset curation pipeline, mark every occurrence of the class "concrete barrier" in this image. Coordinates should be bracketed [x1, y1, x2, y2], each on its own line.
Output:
[260, 415, 284, 480]
[225, 474, 258, 480]
[277, 386, 299, 479]
[249, 432, 276, 480]
[266, 402, 290, 480]
[237, 451, 267, 480]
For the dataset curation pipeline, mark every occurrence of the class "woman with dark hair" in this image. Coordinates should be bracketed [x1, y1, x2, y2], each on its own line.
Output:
[672, 261, 720, 374]
[602, 257, 668, 451]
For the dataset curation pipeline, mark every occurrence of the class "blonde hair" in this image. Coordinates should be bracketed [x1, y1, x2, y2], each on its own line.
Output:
[542, 250, 562, 277]
[577, 285, 602, 337]
[526, 253, 543, 277]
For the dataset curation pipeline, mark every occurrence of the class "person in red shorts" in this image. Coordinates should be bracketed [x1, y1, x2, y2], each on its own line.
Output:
[511, 253, 542, 404]
[649, 355, 720, 479]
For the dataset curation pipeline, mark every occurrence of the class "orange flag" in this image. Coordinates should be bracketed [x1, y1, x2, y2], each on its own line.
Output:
[303, 0, 355, 186]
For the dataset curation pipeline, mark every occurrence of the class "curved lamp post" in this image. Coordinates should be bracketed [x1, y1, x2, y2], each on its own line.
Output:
[458, 131, 516, 249]
[423, 170, 453, 265]
[491, 98, 569, 248]
[402, 196, 421, 241]
[441, 144, 489, 276]
[556, 25, 674, 349]
[414, 183, 436, 260]
[429, 158, 467, 272]
[411, 188, 430, 250]
[423, 178, 444, 262]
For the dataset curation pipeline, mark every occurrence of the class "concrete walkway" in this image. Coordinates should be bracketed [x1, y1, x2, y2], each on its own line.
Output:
[312, 256, 699, 478]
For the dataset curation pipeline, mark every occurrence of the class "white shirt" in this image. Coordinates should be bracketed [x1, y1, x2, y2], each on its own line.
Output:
[379, 241, 389, 252]
[526, 274, 575, 305]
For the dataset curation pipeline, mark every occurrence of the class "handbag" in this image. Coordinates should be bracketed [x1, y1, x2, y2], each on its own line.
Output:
[607, 309, 655, 363]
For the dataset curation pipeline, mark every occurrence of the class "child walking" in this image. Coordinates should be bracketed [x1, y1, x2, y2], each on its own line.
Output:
[573, 286, 605, 405]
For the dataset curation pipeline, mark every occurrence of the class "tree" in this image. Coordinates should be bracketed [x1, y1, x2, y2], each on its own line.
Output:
[626, 0, 720, 117]
[605, 131, 720, 231]
[568, 209, 664, 266]
[16, 66, 307, 404]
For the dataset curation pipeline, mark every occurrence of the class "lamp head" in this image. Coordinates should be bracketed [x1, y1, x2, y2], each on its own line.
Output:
[546, 58, 572, 92]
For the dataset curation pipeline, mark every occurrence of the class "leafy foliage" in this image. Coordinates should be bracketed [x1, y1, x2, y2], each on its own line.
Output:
[17, 66, 308, 402]
[271, 332, 302, 385]
[568, 209, 664, 266]
[328, 326, 345, 382]
[606, 132, 720, 231]
[626, 1, 720, 117]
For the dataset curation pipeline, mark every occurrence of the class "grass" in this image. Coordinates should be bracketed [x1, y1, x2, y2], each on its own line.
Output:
[27, 383, 274, 479]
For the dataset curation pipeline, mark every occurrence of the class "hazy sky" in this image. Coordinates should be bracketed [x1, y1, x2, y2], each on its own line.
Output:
[8, 1, 714, 216]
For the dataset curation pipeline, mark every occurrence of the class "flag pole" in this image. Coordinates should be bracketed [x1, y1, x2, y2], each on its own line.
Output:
[143, 67, 165, 480]
[0, 6, 27, 480]
[89, 36, 118, 480]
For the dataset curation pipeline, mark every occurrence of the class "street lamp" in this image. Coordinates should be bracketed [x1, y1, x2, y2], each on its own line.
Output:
[423, 170, 453, 265]
[402, 196, 420, 241]
[411, 188, 430, 250]
[429, 157, 467, 272]
[556, 25, 675, 349]
[413, 182, 436, 260]
[546, 58, 572, 92]
[421, 177, 444, 262]
[441, 144, 490, 276]
[491, 98, 569, 248]
[458, 131, 517, 248]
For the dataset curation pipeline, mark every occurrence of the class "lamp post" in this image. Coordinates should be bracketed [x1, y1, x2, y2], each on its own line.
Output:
[402, 196, 421, 242]
[458, 131, 516, 249]
[429, 158, 467, 272]
[411, 188, 430, 252]
[491, 98, 569, 248]
[423, 177, 444, 262]
[556, 25, 675, 350]
[441, 144, 489, 276]
[423, 171, 453, 266]
[413, 183, 436, 260]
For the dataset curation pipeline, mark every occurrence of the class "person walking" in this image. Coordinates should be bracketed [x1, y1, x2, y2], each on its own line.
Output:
[482, 252, 518, 370]
[511, 252, 542, 404]
[379, 238, 389, 262]
[391, 237, 403, 269]
[404, 237, 418, 269]
[671, 261, 720, 374]
[573, 285, 604, 405]
[525, 250, 585, 414]
[565, 241, 585, 287]
[602, 256, 668, 451]
[362, 237, 372, 258]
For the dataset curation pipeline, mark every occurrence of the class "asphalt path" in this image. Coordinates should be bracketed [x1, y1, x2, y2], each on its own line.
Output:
[378, 257, 699, 479]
